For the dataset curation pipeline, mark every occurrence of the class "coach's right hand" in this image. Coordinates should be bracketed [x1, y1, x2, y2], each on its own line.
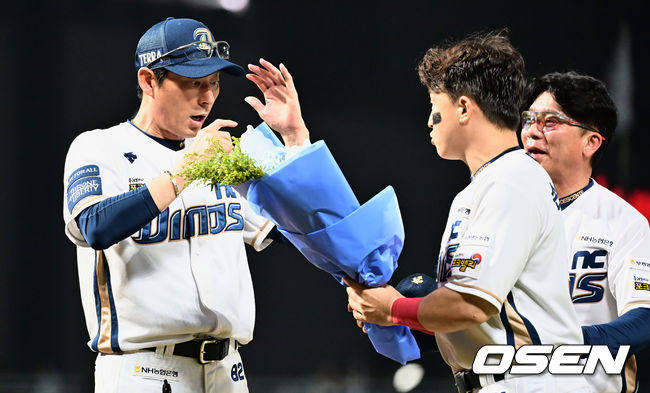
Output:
[146, 119, 238, 212]
[186, 118, 237, 156]
[170, 118, 237, 187]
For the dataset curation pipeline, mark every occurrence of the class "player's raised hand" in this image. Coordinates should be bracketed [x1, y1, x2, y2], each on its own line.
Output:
[171, 119, 237, 177]
[343, 277, 404, 327]
[190, 118, 238, 155]
[244, 59, 309, 147]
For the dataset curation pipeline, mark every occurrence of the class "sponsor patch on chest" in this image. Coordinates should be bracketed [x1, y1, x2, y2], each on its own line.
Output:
[574, 233, 614, 250]
[129, 177, 146, 190]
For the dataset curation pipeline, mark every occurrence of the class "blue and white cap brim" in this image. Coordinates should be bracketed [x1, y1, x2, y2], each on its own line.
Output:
[157, 56, 245, 78]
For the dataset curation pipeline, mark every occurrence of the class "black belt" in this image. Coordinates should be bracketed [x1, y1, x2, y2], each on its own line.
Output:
[453, 370, 504, 393]
[144, 338, 236, 364]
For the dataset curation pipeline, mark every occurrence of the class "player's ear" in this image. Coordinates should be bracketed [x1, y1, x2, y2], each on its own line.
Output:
[457, 95, 472, 125]
[137, 68, 156, 98]
[583, 132, 603, 162]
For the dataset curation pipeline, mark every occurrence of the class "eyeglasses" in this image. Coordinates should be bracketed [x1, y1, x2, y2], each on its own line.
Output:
[145, 40, 231, 68]
[521, 111, 602, 137]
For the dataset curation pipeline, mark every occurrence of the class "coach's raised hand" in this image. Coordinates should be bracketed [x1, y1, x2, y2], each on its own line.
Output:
[245, 59, 309, 147]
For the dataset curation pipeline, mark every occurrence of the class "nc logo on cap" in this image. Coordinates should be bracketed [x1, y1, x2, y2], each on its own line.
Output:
[194, 28, 214, 50]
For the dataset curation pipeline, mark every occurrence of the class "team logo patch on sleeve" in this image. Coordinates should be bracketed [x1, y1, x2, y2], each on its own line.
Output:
[452, 253, 482, 272]
[630, 259, 650, 271]
[629, 259, 650, 298]
[67, 165, 102, 213]
[67, 164, 100, 185]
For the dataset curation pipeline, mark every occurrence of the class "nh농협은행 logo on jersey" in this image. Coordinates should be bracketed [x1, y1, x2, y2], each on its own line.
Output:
[67, 165, 102, 213]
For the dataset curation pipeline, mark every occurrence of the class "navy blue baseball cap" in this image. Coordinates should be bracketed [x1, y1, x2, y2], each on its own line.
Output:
[395, 273, 437, 298]
[134, 17, 245, 78]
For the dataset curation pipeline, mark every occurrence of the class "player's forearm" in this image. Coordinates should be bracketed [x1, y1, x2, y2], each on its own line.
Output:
[582, 307, 650, 355]
[77, 185, 160, 249]
[416, 287, 494, 333]
[146, 170, 188, 212]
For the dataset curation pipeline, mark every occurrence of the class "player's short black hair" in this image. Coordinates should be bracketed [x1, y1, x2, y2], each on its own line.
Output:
[417, 30, 526, 130]
[523, 71, 618, 165]
[136, 68, 169, 100]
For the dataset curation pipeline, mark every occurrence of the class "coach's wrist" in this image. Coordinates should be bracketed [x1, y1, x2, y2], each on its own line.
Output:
[279, 122, 309, 147]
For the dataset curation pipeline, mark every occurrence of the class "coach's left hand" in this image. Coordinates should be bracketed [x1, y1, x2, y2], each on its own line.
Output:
[344, 277, 404, 328]
[245, 58, 309, 147]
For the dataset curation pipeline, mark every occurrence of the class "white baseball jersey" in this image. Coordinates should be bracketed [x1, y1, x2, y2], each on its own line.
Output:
[562, 179, 650, 393]
[63, 121, 274, 353]
[434, 148, 584, 373]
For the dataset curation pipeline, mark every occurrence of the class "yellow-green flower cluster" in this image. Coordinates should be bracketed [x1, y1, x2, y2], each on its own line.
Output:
[180, 136, 265, 188]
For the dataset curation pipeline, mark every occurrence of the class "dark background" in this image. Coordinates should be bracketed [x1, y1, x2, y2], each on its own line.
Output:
[1, 1, 648, 392]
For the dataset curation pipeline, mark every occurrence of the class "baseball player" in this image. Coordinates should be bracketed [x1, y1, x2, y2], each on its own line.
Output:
[345, 32, 591, 393]
[62, 17, 308, 393]
[521, 71, 650, 393]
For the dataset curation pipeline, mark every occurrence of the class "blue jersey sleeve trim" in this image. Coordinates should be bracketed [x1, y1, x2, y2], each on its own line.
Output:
[506, 292, 542, 345]
[499, 304, 515, 346]
[582, 307, 650, 355]
[77, 185, 160, 250]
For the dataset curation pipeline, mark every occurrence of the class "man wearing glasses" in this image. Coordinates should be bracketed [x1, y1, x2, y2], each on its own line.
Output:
[521, 71, 650, 393]
[345, 32, 591, 392]
[62, 17, 308, 392]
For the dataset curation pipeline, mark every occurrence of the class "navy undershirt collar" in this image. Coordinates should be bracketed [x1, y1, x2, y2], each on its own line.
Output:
[559, 178, 595, 211]
[127, 119, 186, 151]
[471, 146, 521, 181]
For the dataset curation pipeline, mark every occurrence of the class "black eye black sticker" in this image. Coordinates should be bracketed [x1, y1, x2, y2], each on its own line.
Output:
[431, 112, 442, 125]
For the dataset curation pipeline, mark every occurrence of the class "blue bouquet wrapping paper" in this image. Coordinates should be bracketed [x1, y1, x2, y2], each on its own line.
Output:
[238, 123, 420, 364]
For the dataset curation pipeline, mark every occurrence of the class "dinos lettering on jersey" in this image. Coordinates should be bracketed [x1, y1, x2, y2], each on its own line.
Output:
[569, 272, 606, 303]
[438, 220, 463, 282]
[571, 249, 607, 270]
[569, 249, 608, 303]
[133, 185, 242, 244]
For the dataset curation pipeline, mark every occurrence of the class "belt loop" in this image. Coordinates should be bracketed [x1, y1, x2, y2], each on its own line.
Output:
[163, 344, 175, 358]
[479, 373, 496, 387]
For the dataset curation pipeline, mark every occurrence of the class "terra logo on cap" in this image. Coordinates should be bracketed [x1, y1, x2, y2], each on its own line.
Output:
[134, 17, 244, 79]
